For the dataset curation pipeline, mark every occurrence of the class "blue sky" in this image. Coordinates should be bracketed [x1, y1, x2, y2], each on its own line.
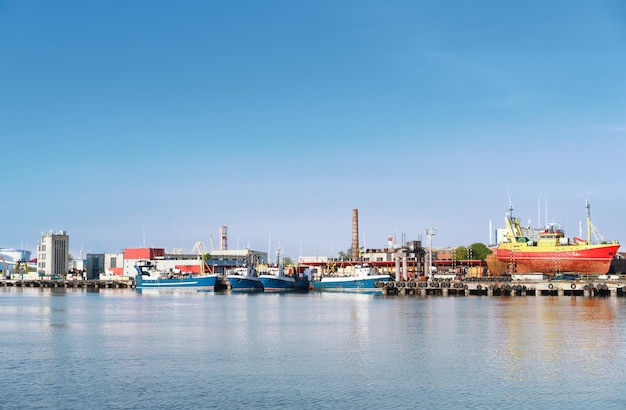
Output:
[1, 0, 624, 259]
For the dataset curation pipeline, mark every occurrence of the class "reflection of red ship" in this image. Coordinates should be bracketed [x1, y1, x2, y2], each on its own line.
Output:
[491, 202, 620, 275]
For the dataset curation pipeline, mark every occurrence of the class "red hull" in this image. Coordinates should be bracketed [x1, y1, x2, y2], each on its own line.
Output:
[494, 244, 620, 274]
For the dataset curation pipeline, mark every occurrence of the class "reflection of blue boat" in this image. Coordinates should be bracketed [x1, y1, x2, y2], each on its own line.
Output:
[226, 267, 264, 291]
[134, 261, 218, 290]
[310, 265, 391, 292]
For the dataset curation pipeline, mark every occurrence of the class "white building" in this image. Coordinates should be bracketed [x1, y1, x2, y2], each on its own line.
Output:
[298, 256, 329, 264]
[210, 249, 267, 266]
[37, 231, 70, 277]
[121, 247, 269, 277]
[86, 253, 124, 279]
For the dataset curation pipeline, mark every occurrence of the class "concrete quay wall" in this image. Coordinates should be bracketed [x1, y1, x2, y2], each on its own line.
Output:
[380, 279, 626, 297]
[0, 279, 133, 289]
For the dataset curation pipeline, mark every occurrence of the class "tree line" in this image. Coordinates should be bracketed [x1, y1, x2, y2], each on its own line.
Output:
[336, 242, 492, 261]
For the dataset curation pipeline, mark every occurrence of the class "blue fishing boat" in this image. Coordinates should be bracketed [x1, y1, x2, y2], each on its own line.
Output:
[293, 277, 311, 291]
[225, 266, 264, 291]
[259, 247, 309, 292]
[134, 260, 218, 290]
[259, 266, 309, 291]
[310, 265, 391, 292]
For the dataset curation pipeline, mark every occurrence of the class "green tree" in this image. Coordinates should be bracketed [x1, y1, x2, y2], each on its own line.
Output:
[469, 243, 492, 260]
[454, 244, 491, 260]
[454, 246, 468, 260]
[337, 249, 352, 261]
[282, 256, 294, 266]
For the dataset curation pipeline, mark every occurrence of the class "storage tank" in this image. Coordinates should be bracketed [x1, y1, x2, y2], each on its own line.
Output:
[0, 248, 32, 263]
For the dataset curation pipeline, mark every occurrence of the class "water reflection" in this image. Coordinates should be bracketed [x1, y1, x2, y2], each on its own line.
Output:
[495, 296, 621, 393]
[1, 288, 625, 409]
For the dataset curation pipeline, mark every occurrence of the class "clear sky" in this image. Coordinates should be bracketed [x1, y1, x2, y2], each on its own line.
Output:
[1, 0, 624, 260]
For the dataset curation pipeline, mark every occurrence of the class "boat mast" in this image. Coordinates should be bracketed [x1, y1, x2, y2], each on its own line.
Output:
[586, 201, 591, 244]
[276, 246, 282, 275]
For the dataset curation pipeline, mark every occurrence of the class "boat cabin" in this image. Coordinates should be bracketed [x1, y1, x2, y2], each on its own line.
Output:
[537, 226, 569, 246]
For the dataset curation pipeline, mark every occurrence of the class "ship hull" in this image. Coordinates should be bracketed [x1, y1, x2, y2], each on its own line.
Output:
[135, 274, 218, 290]
[311, 275, 391, 291]
[227, 275, 264, 291]
[258, 275, 310, 291]
[494, 244, 620, 274]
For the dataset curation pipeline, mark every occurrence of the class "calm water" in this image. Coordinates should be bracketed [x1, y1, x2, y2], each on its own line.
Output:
[1, 288, 625, 409]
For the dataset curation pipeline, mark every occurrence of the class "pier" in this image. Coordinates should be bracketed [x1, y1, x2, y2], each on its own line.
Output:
[0, 279, 133, 289]
[2, 277, 626, 297]
[379, 277, 626, 297]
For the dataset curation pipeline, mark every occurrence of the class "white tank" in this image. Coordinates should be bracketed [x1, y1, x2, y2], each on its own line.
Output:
[0, 248, 32, 263]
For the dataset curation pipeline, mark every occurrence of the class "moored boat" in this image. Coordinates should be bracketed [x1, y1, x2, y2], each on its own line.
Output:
[310, 265, 392, 292]
[225, 266, 264, 291]
[492, 202, 620, 275]
[259, 275, 295, 291]
[134, 260, 218, 290]
[259, 266, 310, 291]
[259, 247, 310, 291]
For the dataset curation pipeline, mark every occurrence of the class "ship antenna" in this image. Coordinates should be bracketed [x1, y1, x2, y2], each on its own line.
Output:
[537, 197, 540, 229]
[506, 188, 514, 218]
[507, 187, 512, 209]
[579, 220, 583, 239]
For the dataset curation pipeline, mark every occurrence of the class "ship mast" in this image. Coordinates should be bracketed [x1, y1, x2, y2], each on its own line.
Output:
[586, 201, 606, 244]
[586, 201, 591, 244]
[505, 204, 524, 239]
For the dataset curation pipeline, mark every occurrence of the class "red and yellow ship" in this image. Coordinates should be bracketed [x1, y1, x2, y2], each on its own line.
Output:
[492, 202, 620, 275]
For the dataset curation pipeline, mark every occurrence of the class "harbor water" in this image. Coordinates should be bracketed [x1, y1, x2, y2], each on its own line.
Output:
[1, 288, 625, 409]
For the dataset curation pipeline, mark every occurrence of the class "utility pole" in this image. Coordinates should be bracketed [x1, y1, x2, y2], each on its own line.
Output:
[425, 228, 437, 278]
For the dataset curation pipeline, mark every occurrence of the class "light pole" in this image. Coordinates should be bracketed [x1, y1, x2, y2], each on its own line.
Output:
[425, 228, 437, 278]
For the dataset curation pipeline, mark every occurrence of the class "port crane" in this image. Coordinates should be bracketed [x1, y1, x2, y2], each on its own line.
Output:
[209, 234, 216, 253]
[0, 255, 8, 278]
[192, 241, 209, 275]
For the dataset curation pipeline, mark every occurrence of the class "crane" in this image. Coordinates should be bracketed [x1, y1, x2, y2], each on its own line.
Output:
[192, 241, 207, 275]
[0, 255, 9, 278]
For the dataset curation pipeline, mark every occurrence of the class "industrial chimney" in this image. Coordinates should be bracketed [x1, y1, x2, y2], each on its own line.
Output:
[352, 209, 359, 262]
